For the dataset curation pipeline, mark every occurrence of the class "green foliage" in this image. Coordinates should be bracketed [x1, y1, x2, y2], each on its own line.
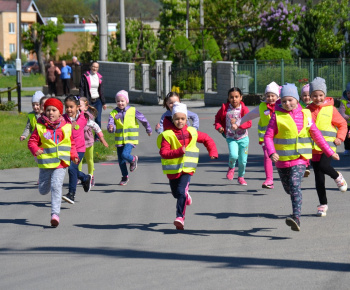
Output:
[0, 74, 45, 88]
[168, 35, 199, 65]
[194, 33, 222, 61]
[0, 101, 16, 111]
[255, 46, 293, 61]
[8, 52, 27, 63]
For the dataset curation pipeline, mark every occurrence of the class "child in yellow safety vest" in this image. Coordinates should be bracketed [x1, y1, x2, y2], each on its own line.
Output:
[107, 90, 152, 185]
[264, 83, 339, 231]
[28, 98, 79, 227]
[157, 102, 218, 230]
[307, 77, 347, 218]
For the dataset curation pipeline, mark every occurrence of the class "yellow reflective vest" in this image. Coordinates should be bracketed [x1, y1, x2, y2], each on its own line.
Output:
[341, 100, 350, 125]
[157, 127, 200, 174]
[28, 113, 37, 132]
[110, 107, 139, 145]
[313, 106, 337, 152]
[274, 109, 313, 161]
[258, 102, 271, 143]
[36, 123, 72, 168]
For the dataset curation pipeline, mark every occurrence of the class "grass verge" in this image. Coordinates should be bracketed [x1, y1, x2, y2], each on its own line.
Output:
[0, 74, 45, 88]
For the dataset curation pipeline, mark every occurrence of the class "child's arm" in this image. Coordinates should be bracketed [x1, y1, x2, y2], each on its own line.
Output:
[197, 131, 218, 159]
[187, 110, 200, 130]
[214, 105, 225, 134]
[159, 137, 185, 159]
[135, 109, 152, 136]
[27, 128, 43, 156]
[20, 118, 32, 141]
[332, 108, 348, 145]
[155, 111, 168, 134]
[264, 114, 278, 159]
[338, 102, 350, 120]
[70, 136, 80, 164]
[107, 114, 116, 133]
[87, 119, 109, 147]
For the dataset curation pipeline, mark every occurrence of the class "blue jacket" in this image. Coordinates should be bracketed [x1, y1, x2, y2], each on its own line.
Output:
[61, 65, 72, 79]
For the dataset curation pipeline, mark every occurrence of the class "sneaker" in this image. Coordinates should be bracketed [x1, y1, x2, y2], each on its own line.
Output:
[186, 192, 192, 206]
[82, 174, 92, 192]
[91, 175, 95, 187]
[119, 176, 129, 186]
[343, 150, 350, 156]
[262, 179, 274, 189]
[50, 214, 59, 227]
[304, 169, 311, 177]
[226, 167, 235, 180]
[335, 172, 347, 192]
[285, 215, 301, 231]
[62, 193, 75, 204]
[238, 177, 247, 186]
[77, 179, 81, 185]
[174, 217, 184, 230]
[130, 156, 138, 172]
[317, 204, 328, 217]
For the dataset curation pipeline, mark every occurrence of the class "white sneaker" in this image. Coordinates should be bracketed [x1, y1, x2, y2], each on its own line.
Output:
[343, 150, 350, 156]
[335, 172, 347, 192]
[317, 204, 328, 217]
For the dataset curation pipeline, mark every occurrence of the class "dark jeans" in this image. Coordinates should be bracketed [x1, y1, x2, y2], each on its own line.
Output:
[62, 78, 70, 95]
[68, 152, 88, 194]
[169, 174, 191, 218]
[344, 125, 350, 150]
[90, 98, 102, 139]
[116, 144, 134, 177]
[48, 81, 57, 95]
[311, 153, 339, 205]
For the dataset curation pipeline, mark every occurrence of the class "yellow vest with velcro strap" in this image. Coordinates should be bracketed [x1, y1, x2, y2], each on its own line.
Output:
[274, 109, 313, 161]
[341, 100, 350, 125]
[157, 127, 199, 174]
[36, 123, 72, 168]
[110, 107, 139, 145]
[28, 113, 37, 132]
[258, 102, 271, 142]
[313, 106, 337, 152]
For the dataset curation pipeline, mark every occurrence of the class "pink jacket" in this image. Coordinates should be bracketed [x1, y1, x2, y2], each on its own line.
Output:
[63, 111, 88, 153]
[264, 100, 334, 168]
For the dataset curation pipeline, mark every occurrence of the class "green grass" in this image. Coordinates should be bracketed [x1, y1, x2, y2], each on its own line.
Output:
[0, 74, 45, 89]
[0, 111, 117, 170]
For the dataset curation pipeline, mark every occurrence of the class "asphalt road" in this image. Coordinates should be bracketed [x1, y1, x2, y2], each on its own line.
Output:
[1, 98, 349, 289]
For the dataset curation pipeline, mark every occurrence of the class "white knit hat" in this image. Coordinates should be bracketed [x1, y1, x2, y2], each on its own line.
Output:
[172, 102, 187, 118]
[115, 90, 129, 104]
[32, 91, 45, 103]
[265, 81, 280, 97]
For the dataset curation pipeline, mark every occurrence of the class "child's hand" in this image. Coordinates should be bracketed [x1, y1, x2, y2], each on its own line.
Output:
[100, 138, 109, 148]
[334, 138, 342, 146]
[155, 123, 160, 130]
[218, 127, 224, 134]
[230, 118, 236, 125]
[210, 156, 217, 159]
[231, 124, 238, 130]
[270, 153, 279, 162]
[108, 125, 114, 132]
[73, 157, 80, 164]
[181, 145, 186, 154]
[35, 149, 44, 156]
[20, 136, 26, 141]
[147, 132, 152, 136]
[331, 153, 340, 160]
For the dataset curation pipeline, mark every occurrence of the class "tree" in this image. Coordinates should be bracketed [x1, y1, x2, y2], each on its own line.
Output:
[22, 18, 64, 75]
[255, 45, 293, 61]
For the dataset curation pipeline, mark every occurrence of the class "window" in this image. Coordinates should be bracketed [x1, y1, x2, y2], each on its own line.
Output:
[9, 23, 15, 33]
[22, 23, 29, 32]
[9, 44, 15, 53]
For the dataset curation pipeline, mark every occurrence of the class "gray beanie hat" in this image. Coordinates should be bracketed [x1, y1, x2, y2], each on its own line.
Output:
[280, 83, 299, 101]
[309, 77, 327, 96]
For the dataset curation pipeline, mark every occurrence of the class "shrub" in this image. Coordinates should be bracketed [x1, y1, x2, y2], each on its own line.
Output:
[255, 45, 293, 62]
[0, 101, 17, 111]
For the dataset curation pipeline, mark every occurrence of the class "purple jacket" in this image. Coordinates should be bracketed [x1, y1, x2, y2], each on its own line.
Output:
[264, 100, 334, 168]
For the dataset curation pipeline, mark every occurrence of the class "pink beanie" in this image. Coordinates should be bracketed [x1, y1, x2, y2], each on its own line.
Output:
[301, 84, 309, 94]
[115, 90, 129, 104]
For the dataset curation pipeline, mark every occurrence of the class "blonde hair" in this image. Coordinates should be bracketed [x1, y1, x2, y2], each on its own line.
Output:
[80, 96, 98, 118]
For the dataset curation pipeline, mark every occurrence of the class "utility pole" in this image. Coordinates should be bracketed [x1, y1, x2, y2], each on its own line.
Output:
[200, 0, 204, 60]
[120, 0, 126, 50]
[16, 0, 21, 113]
[99, 0, 107, 61]
[186, 0, 189, 39]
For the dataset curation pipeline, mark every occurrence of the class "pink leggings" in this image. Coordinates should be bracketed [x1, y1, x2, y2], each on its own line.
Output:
[262, 145, 273, 181]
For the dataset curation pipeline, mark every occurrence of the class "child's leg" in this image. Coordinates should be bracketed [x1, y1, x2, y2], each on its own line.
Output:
[344, 125, 350, 150]
[121, 143, 135, 163]
[237, 136, 249, 177]
[68, 152, 85, 193]
[169, 174, 191, 218]
[85, 145, 95, 176]
[277, 165, 305, 219]
[262, 145, 273, 181]
[226, 138, 239, 169]
[51, 168, 66, 216]
[117, 146, 128, 177]
[38, 168, 52, 195]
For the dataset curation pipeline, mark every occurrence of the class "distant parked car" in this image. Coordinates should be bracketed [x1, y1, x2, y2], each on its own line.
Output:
[22, 61, 39, 74]
[2, 64, 16, 76]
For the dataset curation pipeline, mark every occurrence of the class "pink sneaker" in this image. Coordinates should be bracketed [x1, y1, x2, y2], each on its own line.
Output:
[50, 214, 59, 227]
[226, 167, 235, 180]
[91, 176, 95, 187]
[174, 217, 184, 230]
[262, 179, 274, 189]
[186, 192, 192, 206]
[238, 177, 247, 186]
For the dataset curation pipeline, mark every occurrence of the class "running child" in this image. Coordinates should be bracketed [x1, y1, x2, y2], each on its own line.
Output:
[157, 102, 218, 230]
[240, 81, 280, 189]
[307, 77, 347, 217]
[28, 98, 79, 227]
[62, 95, 93, 204]
[264, 83, 339, 231]
[78, 97, 109, 186]
[155, 91, 199, 134]
[107, 90, 152, 185]
[214, 87, 252, 185]
[338, 82, 350, 155]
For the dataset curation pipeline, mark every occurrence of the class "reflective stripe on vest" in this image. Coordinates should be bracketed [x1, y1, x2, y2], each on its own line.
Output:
[157, 127, 200, 174]
[36, 123, 72, 168]
[313, 106, 337, 152]
[341, 100, 350, 125]
[28, 113, 37, 132]
[258, 102, 271, 142]
[274, 109, 313, 161]
[110, 107, 139, 145]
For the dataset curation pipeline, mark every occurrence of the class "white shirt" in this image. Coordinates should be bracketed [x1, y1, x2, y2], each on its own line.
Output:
[89, 73, 99, 99]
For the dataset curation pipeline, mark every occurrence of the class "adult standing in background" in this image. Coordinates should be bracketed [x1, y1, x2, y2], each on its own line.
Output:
[79, 61, 106, 140]
[46, 60, 61, 96]
[60, 60, 72, 96]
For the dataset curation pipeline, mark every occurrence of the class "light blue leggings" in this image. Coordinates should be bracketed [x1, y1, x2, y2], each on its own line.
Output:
[226, 136, 249, 177]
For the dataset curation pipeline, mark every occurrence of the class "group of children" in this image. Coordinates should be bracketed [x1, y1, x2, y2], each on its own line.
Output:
[22, 77, 349, 232]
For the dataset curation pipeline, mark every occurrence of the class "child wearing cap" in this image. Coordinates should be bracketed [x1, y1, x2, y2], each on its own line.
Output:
[240, 81, 280, 189]
[108, 90, 152, 185]
[264, 83, 339, 231]
[157, 102, 218, 230]
[28, 98, 79, 227]
[307, 77, 347, 217]
[338, 82, 350, 155]
[20, 91, 45, 141]
[300, 84, 311, 108]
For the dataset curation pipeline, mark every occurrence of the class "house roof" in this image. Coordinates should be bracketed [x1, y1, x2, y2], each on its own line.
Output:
[0, 0, 44, 24]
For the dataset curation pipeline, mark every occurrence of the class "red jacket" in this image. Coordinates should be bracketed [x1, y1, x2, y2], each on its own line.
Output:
[159, 121, 218, 180]
[28, 117, 79, 168]
[214, 101, 252, 136]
